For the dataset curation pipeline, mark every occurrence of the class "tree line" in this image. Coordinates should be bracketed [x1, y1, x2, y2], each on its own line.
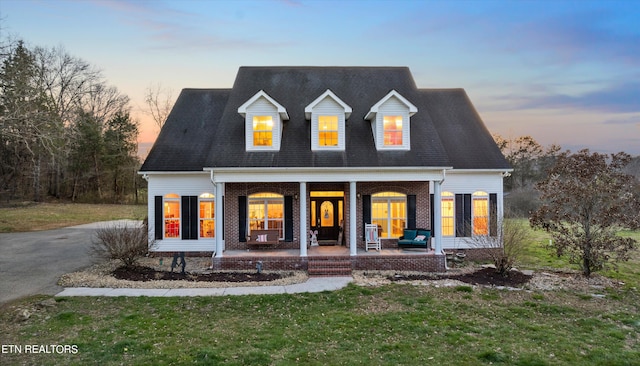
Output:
[0, 38, 144, 204]
[494, 134, 640, 216]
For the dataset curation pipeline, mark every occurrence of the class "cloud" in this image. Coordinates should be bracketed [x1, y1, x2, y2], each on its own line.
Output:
[519, 82, 640, 114]
[602, 116, 640, 125]
[90, 0, 292, 52]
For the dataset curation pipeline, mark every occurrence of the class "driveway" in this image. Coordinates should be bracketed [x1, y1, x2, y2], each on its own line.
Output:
[0, 220, 141, 304]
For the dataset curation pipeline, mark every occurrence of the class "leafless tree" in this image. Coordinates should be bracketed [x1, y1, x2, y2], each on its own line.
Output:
[531, 150, 640, 277]
[144, 82, 173, 132]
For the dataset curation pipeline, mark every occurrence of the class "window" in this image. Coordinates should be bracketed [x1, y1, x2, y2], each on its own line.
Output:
[248, 193, 284, 239]
[372, 192, 406, 238]
[441, 191, 454, 236]
[164, 193, 180, 238]
[473, 191, 489, 235]
[199, 193, 214, 238]
[383, 116, 403, 146]
[253, 116, 273, 146]
[318, 115, 338, 146]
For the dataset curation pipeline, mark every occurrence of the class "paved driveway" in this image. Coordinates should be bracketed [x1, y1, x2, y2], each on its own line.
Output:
[0, 220, 141, 304]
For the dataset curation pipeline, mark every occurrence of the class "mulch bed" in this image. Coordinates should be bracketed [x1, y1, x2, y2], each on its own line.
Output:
[389, 267, 533, 287]
[112, 266, 284, 282]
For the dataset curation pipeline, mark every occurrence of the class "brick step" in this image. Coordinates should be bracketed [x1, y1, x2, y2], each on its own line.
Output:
[308, 258, 352, 276]
[308, 260, 351, 268]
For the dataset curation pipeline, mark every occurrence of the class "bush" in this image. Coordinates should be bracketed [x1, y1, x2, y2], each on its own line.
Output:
[91, 222, 152, 268]
[465, 217, 531, 276]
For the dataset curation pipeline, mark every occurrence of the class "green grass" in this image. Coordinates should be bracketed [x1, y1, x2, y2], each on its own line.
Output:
[0, 203, 147, 232]
[1, 206, 639, 364]
[1, 285, 638, 365]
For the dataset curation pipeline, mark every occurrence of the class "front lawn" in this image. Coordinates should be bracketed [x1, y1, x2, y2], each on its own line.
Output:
[1, 284, 639, 365]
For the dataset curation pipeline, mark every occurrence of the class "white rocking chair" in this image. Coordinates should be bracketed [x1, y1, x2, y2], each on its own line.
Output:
[365, 224, 381, 251]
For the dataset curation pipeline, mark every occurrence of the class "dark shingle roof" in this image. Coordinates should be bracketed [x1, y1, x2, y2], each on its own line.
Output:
[140, 67, 510, 172]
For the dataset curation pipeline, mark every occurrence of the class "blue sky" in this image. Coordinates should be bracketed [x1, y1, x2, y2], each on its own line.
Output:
[2, 0, 639, 155]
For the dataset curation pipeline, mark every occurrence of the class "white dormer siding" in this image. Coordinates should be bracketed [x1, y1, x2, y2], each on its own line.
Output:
[238, 90, 288, 151]
[305, 90, 351, 151]
[365, 90, 417, 151]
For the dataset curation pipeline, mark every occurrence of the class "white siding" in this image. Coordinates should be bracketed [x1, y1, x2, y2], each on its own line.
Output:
[431, 171, 505, 250]
[245, 96, 281, 151]
[374, 96, 411, 150]
[310, 97, 346, 151]
[147, 173, 217, 252]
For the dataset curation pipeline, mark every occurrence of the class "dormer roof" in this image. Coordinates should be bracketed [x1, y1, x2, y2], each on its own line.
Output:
[237, 90, 289, 120]
[365, 90, 417, 120]
[304, 89, 352, 120]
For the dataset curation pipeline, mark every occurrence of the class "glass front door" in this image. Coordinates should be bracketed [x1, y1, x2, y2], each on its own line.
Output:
[310, 192, 344, 242]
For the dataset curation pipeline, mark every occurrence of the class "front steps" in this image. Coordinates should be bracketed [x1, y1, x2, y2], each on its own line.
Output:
[307, 257, 352, 276]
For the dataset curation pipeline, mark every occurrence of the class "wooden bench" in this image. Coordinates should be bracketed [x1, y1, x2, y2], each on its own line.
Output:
[246, 229, 280, 247]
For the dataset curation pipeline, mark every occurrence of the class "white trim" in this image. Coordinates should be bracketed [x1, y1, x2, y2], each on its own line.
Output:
[304, 89, 352, 120]
[206, 166, 450, 183]
[237, 90, 289, 120]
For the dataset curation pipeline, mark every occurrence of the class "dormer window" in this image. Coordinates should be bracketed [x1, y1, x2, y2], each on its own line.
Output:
[365, 90, 417, 150]
[238, 90, 288, 151]
[252, 115, 273, 147]
[319, 116, 338, 146]
[383, 115, 403, 146]
[305, 90, 352, 151]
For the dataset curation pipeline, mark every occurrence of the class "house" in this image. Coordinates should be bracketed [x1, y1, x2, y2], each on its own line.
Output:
[139, 67, 511, 273]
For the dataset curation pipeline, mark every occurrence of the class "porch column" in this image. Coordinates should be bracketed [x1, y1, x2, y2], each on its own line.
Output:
[299, 182, 307, 257]
[433, 180, 443, 254]
[349, 181, 357, 256]
[215, 182, 224, 257]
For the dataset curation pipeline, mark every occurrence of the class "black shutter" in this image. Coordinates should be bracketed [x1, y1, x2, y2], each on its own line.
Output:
[181, 196, 198, 240]
[455, 194, 472, 237]
[154, 196, 163, 240]
[238, 196, 247, 242]
[362, 194, 371, 239]
[430, 194, 435, 236]
[464, 194, 472, 237]
[489, 193, 498, 236]
[284, 195, 293, 242]
[407, 194, 416, 229]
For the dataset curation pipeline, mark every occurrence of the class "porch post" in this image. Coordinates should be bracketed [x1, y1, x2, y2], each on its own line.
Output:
[433, 180, 443, 254]
[349, 181, 357, 256]
[215, 182, 224, 257]
[299, 182, 307, 257]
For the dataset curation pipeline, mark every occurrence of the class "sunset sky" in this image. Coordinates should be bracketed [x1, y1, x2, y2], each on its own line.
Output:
[2, 0, 639, 155]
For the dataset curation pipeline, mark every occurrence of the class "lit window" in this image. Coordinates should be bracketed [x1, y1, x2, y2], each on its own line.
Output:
[164, 193, 180, 238]
[441, 192, 454, 236]
[199, 193, 214, 238]
[318, 115, 338, 146]
[248, 193, 284, 239]
[383, 116, 403, 146]
[372, 192, 406, 238]
[253, 116, 273, 146]
[473, 191, 489, 235]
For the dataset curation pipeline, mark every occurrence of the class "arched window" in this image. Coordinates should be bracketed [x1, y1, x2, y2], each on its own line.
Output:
[248, 193, 284, 239]
[473, 191, 489, 235]
[372, 192, 407, 238]
[199, 193, 215, 238]
[164, 193, 180, 238]
[441, 191, 454, 236]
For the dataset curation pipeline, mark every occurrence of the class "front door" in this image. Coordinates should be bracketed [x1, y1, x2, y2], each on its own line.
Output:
[310, 197, 343, 242]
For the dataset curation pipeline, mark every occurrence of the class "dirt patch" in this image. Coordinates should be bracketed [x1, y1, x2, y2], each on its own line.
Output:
[389, 267, 532, 287]
[112, 265, 284, 283]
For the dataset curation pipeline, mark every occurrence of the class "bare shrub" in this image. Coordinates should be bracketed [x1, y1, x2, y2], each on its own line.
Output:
[91, 222, 152, 268]
[465, 217, 531, 276]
